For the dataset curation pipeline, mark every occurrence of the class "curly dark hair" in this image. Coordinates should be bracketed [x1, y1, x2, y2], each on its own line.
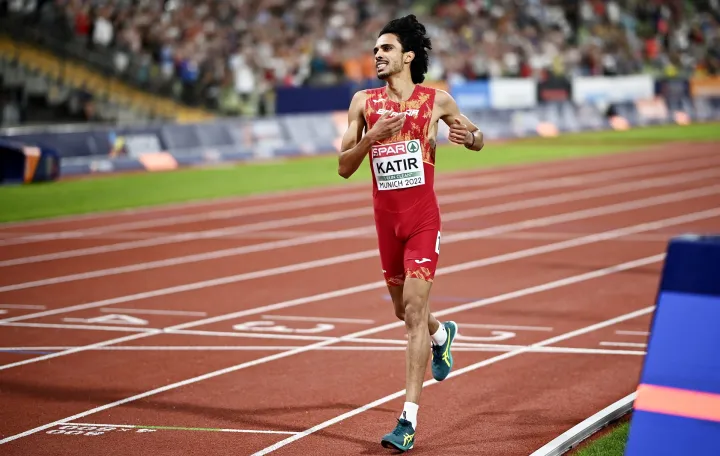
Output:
[378, 14, 432, 84]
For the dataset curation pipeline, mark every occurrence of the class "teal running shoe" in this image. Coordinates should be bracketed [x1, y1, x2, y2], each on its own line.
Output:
[431, 321, 457, 381]
[380, 415, 415, 452]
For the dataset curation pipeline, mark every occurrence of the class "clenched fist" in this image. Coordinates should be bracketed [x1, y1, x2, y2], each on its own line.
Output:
[448, 118, 473, 147]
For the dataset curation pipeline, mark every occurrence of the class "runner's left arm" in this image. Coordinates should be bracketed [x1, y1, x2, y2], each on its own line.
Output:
[338, 91, 406, 178]
[437, 90, 484, 151]
[338, 91, 371, 179]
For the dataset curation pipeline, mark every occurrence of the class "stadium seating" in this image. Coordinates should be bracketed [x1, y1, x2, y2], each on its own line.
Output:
[1, 0, 717, 122]
[1, 0, 719, 180]
[0, 10, 216, 124]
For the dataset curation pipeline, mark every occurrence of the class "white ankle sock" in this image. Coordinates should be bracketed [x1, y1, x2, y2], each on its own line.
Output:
[431, 322, 447, 346]
[400, 402, 419, 429]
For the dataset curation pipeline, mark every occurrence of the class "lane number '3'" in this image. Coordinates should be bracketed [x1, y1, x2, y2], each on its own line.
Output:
[233, 321, 334, 334]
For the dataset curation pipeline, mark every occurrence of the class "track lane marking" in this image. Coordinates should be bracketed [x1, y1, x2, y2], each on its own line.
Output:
[0, 345, 647, 355]
[57, 423, 300, 435]
[0, 255, 660, 445]
[3, 164, 718, 287]
[2, 154, 717, 266]
[2, 181, 719, 322]
[0, 207, 717, 372]
[251, 305, 655, 454]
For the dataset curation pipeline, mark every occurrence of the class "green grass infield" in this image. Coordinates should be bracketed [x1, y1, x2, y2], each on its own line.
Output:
[1, 122, 717, 223]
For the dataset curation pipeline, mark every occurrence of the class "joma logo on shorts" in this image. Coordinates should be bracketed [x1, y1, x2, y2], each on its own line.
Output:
[377, 109, 419, 117]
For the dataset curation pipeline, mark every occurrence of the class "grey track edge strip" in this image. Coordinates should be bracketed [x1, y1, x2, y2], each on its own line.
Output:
[528, 392, 636, 456]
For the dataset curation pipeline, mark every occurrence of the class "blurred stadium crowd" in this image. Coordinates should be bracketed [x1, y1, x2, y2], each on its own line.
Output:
[1, 0, 719, 120]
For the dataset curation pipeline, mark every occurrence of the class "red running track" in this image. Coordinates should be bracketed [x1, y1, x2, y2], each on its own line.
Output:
[0, 143, 719, 455]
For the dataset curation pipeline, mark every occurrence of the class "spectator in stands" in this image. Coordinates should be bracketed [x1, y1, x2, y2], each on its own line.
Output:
[90, 5, 114, 49]
[3, 0, 719, 117]
[0, 90, 22, 127]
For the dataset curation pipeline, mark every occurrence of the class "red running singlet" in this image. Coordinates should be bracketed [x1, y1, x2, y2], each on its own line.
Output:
[363, 84, 442, 286]
[364, 84, 438, 213]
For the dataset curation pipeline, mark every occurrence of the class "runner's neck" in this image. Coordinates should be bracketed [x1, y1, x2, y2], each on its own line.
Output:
[384, 78, 417, 103]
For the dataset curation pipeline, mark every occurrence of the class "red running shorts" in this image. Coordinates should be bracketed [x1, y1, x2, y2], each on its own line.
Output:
[374, 200, 441, 287]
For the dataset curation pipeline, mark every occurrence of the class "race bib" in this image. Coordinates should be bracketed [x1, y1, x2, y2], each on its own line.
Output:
[371, 139, 425, 190]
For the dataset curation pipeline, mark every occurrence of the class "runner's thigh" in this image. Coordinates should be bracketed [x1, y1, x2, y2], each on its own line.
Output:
[375, 212, 406, 286]
[403, 211, 441, 283]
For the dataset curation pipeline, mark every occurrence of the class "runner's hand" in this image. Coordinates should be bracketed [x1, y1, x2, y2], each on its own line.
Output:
[368, 110, 406, 142]
[448, 118, 472, 146]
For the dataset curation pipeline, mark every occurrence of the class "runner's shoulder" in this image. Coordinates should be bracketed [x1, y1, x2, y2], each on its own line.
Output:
[432, 88, 454, 106]
[352, 88, 383, 101]
[349, 88, 384, 113]
[349, 89, 372, 108]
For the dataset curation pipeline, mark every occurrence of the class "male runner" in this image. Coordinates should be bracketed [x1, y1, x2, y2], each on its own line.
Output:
[337, 14, 485, 452]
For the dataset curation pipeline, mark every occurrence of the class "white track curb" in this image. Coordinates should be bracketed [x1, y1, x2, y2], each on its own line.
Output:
[529, 392, 636, 456]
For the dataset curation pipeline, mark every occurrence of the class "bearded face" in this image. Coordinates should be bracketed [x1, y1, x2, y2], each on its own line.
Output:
[374, 33, 412, 80]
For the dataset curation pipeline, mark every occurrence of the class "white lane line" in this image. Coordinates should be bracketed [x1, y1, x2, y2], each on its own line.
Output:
[0, 254, 662, 445]
[0, 322, 158, 333]
[35, 230, 339, 241]
[0, 228, 370, 286]
[454, 346, 647, 356]
[0, 207, 370, 267]
[0, 232, 27, 237]
[100, 308, 207, 317]
[59, 422, 300, 435]
[615, 330, 650, 336]
[599, 341, 647, 348]
[0, 345, 647, 355]
[0, 173, 499, 247]
[2, 196, 716, 332]
[170, 202, 705, 334]
[0, 194, 370, 247]
[260, 315, 375, 324]
[0, 336, 646, 356]
[0, 304, 47, 310]
[484, 232, 675, 242]
[167, 329, 334, 342]
[251, 305, 655, 455]
[2, 169, 718, 294]
[459, 323, 553, 332]
[0, 205, 714, 374]
[0, 145, 697, 234]
[2, 154, 716, 267]
[2, 231, 172, 241]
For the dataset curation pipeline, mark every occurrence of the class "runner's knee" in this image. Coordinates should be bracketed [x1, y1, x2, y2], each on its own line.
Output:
[403, 294, 426, 330]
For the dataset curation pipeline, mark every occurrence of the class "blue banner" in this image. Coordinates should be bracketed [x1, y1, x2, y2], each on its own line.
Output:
[626, 235, 720, 456]
[274, 84, 355, 114]
[450, 81, 490, 110]
[655, 78, 691, 101]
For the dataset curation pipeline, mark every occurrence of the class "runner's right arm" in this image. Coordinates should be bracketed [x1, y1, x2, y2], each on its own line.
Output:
[338, 91, 405, 179]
